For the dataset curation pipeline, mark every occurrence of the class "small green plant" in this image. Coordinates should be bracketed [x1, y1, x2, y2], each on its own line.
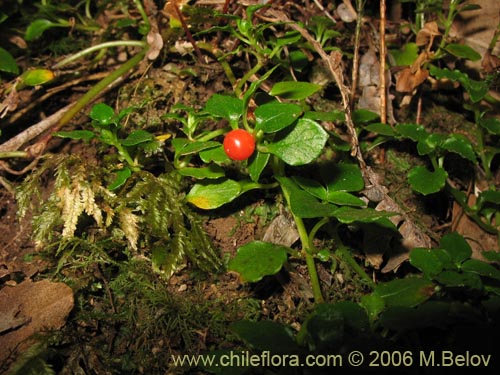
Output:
[55, 102, 160, 189]
[166, 80, 396, 303]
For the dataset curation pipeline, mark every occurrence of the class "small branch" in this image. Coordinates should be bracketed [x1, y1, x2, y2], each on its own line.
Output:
[53, 41, 146, 69]
[351, 0, 364, 107]
[172, 2, 204, 63]
[379, 0, 387, 124]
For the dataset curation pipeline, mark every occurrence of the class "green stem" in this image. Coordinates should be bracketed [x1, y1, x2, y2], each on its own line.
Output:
[235, 55, 263, 97]
[330, 228, 375, 288]
[133, 0, 151, 32]
[53, 40, 146, 68]
[54, 49, 147, 133]
[438, 0, 459, 50]
[474, 109, 492, 180]
[447, 185, 498, 235]
[196, 128, 227, 142]
[294, 215, 325, 303]
[0, 151, 30, 159]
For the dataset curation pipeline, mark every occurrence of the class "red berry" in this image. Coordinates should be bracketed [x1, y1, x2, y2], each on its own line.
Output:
[223, 129, 255, 161]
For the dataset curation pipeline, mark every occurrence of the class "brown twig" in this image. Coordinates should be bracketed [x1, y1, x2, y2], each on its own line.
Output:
[172, 2, 204, 63]
[265, 9, 366, 169]
[379, 0, 387, 124]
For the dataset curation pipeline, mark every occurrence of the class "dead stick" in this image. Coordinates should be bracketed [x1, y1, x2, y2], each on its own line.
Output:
[379, 0, 387, 124]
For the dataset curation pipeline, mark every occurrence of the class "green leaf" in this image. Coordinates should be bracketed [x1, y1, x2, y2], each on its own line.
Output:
[177, 164, 226, 179]
[364, 123, 397, 136]
[482, 251, 500, 263]
[228, 241, 289, 282]
[416, 133, 446, 155]
[479, 118, 500, 135]
[186, 179, 241, 209]
[435, 270, 483, 290]
[445, 43, 481, 61]
[360, 293, 386, 321]
[199, 145, 231, 164]
[108, 167, 132, 190]
[408, 166, 447, 195]
[331, 206, 396, 225]
[120, 130, 154, 146]
[266, 118, 328, 166]
[352, 109, 379, 124]
[440, 232, 472, 265]
[390, 42, 419, 66]
[25, 19, 60, 41]
[19, 69, 54, 86]
[173, 140, 220, 156]
[248, 152, 270, 182]
[374, 277, 434, 307]
[90, 103, 116, 125]
[395, 123, 428, 142]
[441, 133, 476, 162]
[461, 259, 500, 281]
[230, 320, 298, 353]
[269, 81, 322, 100]
[323, 163, 365, 192]
[303, 110, 345, 122]
[326, 191, 365, 206]
[255, 102, 302, 132]
[442, 233, 474, 267]
[277, 177, 337, 218]
[53, 130, 95, 141]
[0, 47, 19, 74]
[204, 94, 243, 125]
[293, 176, 327, 200]
[410, 248, 444, 277]
[429, 66, 488, 102]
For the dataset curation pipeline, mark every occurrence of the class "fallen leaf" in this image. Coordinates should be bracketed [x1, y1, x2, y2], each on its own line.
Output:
[0, 279, 74, 364]
[416, 21, 441, 47]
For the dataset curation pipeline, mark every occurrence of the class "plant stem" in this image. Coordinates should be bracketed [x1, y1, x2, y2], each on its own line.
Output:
[53, 41, 146, 68]
[330, 227, 375, 288]
[294, 215, 325, 303]
[53, 49, 147, 134]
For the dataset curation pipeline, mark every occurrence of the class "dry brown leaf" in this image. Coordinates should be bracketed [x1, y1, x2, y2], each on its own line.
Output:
[395, 66, 429, 92]
[482, 51, 500, 73]
[416, 21, 441, 47]
[0, 279, 74, 364]
[452, 194, 499, 260]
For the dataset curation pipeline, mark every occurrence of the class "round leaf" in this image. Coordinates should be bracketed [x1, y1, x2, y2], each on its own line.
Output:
[25, 19, 59, 41]
[395, 123, 428, 142]
[186, 179, 241, 209]
[248, 151, 270, 182]
[440, 232, 472, 265]
[53, 130, 95, 141]
[323, 163, 365, 192]
[374, 277, 435, 307]
[267, 118, 328, 166]
[108, 167, 132, 190]
[0, 47, 19, 74]
[90, 103, 116, 125]
[269, 81, 322, 100]
[177, 165, 225, 179]
[121, 130, 154, 146]
[445, 43, 481, 61]
[228, 241, 289, 282]
[255, 102, 302, 132]
[461, 259, 500, 281]
[230, 320, 297, 353]
[442, 134, 476, 162]
[479, 118, 500, 135]
[408, 166, 447, 195]
[204, 94, 243, 125]
[19, 69, 54, 86]
[410, 248, 444, 277]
